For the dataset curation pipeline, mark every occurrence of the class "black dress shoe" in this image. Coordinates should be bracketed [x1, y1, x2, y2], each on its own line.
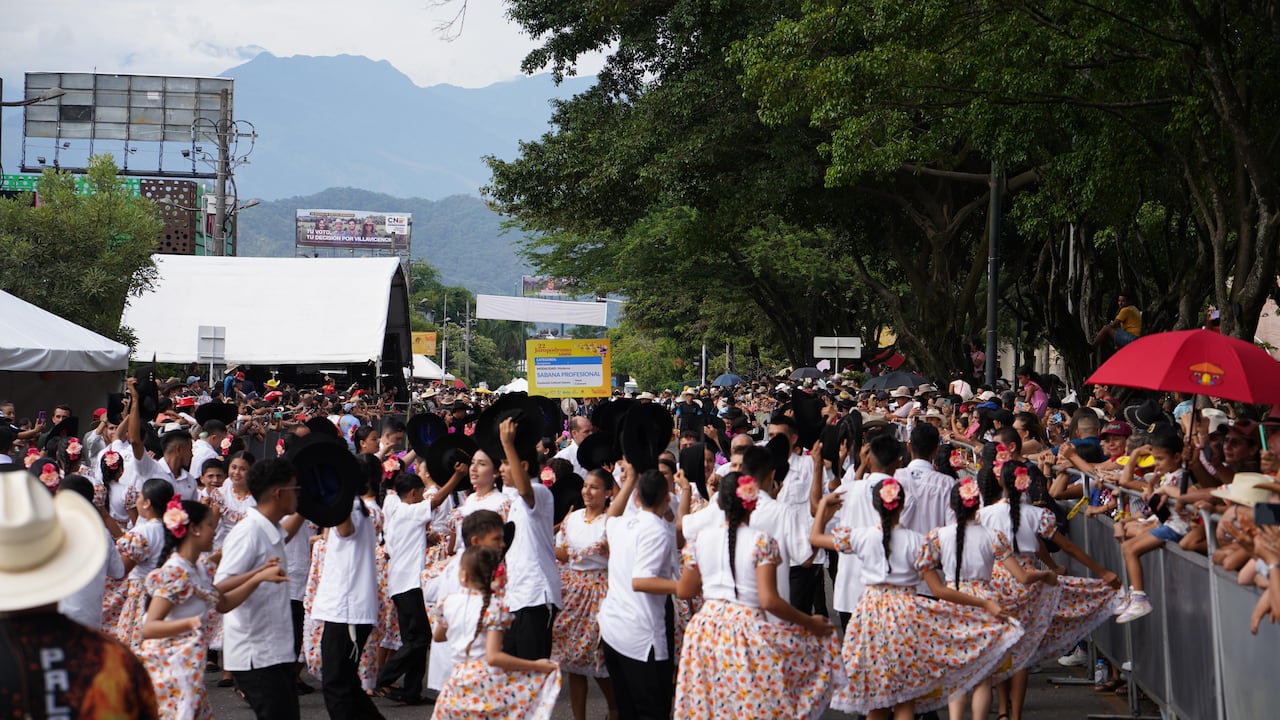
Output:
[295, 681, 316, 696]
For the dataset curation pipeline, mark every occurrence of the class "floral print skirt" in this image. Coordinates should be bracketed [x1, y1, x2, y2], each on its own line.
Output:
[1034, 574, 1120, 666]
[101, 575, 129, 638]
[830, 584, 1024, 715]
[988, 555, 1064, 682]
[139, 628, 213, 720]
[551, 568, 608, 678]
[433, 659, 561, 720]
[674, 599, 840, 720]
[109, 577, 148, 651]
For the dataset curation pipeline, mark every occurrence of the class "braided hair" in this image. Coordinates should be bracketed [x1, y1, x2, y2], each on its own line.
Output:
[871, 477, 906, 572]
[461, 545, 503, 653]
[718, 472, 754, 598]
[1000, 461, 1026, 553]
[949, 481, 982, 590]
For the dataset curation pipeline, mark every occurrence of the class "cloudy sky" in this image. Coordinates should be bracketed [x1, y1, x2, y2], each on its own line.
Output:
[1, 1, 604, 92]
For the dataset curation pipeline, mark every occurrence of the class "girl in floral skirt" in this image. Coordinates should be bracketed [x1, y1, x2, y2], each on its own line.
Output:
[979, 457, 1121, 720]
[111, 478, 174, 649]
[812, 477, 1024, 720]
[431, 545, 561, 720]
[917, 478, 1056, 720]
[99, 449, 131, 633]
[138, 499, 286, 720]
[674, 472, 839, 720]
[552, 468, 618, 720]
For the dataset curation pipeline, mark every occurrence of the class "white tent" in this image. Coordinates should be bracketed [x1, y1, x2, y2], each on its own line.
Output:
[123, 256, 412, 368]
[411, 354, 444, 380]
[0, 290, 130, 422]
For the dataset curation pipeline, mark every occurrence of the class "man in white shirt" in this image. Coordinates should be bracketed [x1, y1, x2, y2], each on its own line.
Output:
[125, 392, 198, 500]
[499, 419, 562, 660]
[190, 419, 227, 478]
[599, 465, 678, 720]
[712, 433, 755, 477]
[896, 423, 955, 535]
[553, 416, 594, 477]
[766, 415, 826, 615]
[215, 458, 300, 720]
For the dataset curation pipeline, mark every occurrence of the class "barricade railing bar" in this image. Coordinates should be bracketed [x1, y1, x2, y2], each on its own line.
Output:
[1050, 471, 1279, 720]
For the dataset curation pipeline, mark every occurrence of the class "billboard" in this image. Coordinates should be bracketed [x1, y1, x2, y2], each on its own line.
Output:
[522, 275, 572, 297]
[411, 332, 437, 356]
[526, 339, 611, 398]
[296, 209, 411, 251]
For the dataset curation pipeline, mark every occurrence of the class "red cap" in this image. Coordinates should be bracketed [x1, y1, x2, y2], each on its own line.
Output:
[92, 407, 107, 419]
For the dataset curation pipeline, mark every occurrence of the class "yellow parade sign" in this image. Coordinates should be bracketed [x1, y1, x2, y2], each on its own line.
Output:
[412, 332, 437, 356]
[526, 339, 612, 398]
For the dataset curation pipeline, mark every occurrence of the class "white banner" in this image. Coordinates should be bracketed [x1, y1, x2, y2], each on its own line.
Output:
[475, 295, 608, 326]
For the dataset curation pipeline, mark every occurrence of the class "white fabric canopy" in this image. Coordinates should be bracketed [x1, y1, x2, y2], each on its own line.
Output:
[411, 354, 444, 380]
[476, 294, 608, 326]
[122, 256, 411, 366]
[0, 290, 129, 372]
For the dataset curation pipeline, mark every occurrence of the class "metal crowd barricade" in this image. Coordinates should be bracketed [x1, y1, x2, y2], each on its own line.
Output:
[1054, 471, 1280, 719]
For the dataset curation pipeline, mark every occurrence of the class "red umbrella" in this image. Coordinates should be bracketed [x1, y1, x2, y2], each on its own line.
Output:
[1086, 329, 1280, 405]
[452, 378, 467, 389]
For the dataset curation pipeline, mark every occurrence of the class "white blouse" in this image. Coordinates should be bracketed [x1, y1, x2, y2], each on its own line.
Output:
[684, 524, 781, 608]
[431, 589, 510, 664]
[917, 524, 1012, 584]
[977, 501, 1055, 555]
[831, 524, 925, 587]
[556, 509, 609, 572]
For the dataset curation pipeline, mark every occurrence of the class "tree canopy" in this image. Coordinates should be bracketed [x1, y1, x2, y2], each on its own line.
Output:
[0, 157, 161, 347]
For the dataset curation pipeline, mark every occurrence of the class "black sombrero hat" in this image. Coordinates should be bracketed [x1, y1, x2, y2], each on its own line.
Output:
[406, 412, 449, 456]
[474, 392, 544, 467]
[620, 401, 674, 473]
[195, 401, 239, 426]
[425, 433, 477, 493]
[577, 432, 619, 472]
[765, 434, 792, 485]
[286, 434, 363, 527]
[679, 442, 709, 500]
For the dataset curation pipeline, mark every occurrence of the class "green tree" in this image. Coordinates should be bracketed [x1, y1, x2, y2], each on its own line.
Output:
[0, 156, 161, 346]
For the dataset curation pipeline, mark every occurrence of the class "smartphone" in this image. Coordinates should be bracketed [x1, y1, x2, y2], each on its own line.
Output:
[1255, 502, 1280, 526]
[36, 410, 47, 425]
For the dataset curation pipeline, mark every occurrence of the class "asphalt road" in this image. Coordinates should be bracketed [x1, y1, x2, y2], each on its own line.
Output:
[206, 660, 1147, 719]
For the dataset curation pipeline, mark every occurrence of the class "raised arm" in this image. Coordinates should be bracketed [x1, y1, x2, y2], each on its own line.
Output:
[499, 417, 535, 507]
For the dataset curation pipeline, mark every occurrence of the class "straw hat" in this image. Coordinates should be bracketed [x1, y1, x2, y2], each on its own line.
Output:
[890, 385, 914, 399]
[1210, 472, 1277, 507]
[0, 468, 108, 611]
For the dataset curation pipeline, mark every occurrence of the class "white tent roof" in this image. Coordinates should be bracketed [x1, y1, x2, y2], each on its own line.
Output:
[123, 256, 411, 366]
[411, 354, 444, 380]
[0, 290, 130, 372]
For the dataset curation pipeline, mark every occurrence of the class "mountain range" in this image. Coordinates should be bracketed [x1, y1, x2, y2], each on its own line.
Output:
[1, 53, 594, 292]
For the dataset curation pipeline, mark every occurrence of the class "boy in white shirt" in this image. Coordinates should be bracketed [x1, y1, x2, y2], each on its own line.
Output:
[375, 472, 435, 704]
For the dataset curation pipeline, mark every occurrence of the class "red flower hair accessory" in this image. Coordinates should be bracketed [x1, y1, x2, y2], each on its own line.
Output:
[958, 478, 980, 508]
[382, 457, 401, 480]
[540, 465, 557, 487]
[220, 436, 232, 456]
[949, 449, 967, 469]
[878, 478, 902, 511]
[163, 497, 190, 539]
[735, 476, 759, 511]
[65, 438, 82, 461]
[23, 448, 39, 468]
[103, 450, 122, 470]
[491, 562, 507, 593]
[1013, 466, 1031, 493]
[275, 438, 286, 457]
[39, 463, 59, 490]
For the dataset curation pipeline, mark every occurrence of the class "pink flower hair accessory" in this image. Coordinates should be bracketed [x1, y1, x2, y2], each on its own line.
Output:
[275, 438, 286, 457]
[382, 457, 401, 480]
[1013, 466, 1031, 493]
[23, 448, 40, 468]
[65, 438, 82, 461]
[103, 450, 122, 470]
[491, 563, 507, 593]
[540, 466, 557, 487]
[220, 436, 232, 456]
[949, 449, 966, 469]
[878, 478, 902, 511]
[958, 478, 980, 508]
[163, 497, 190, 539]
[735, 476, 759, 511]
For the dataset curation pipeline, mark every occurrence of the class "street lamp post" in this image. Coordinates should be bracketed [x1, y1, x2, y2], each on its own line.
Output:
[1, 81, 66, 176]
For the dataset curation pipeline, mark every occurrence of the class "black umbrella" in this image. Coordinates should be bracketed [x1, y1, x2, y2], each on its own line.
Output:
[789, 367, 824, 380]
[861, 370, 930, 392]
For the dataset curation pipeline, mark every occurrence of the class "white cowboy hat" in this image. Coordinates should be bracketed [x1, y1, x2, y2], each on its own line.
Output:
[0, 468, 107, 611]
[1210, 472, 1276, 508]
[890, 385, 914, 399]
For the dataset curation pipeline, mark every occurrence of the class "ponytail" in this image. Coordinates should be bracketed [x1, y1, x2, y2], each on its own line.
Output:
[950, 479, 982, 590]
[719, 472, 755, 598]
[1002, 463, 1024, 553]
[460, 546, 502, 653]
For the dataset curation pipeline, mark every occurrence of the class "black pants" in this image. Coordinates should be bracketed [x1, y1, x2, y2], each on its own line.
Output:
[789, 564, 828, 616]
[602, 642, 674, 720]
[233, 663, 300, 720]
[376, 589, 429, 697]
[502, 604, 556, 660]
[319, 622, 384, 720]
[291, 599, 304, 661]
